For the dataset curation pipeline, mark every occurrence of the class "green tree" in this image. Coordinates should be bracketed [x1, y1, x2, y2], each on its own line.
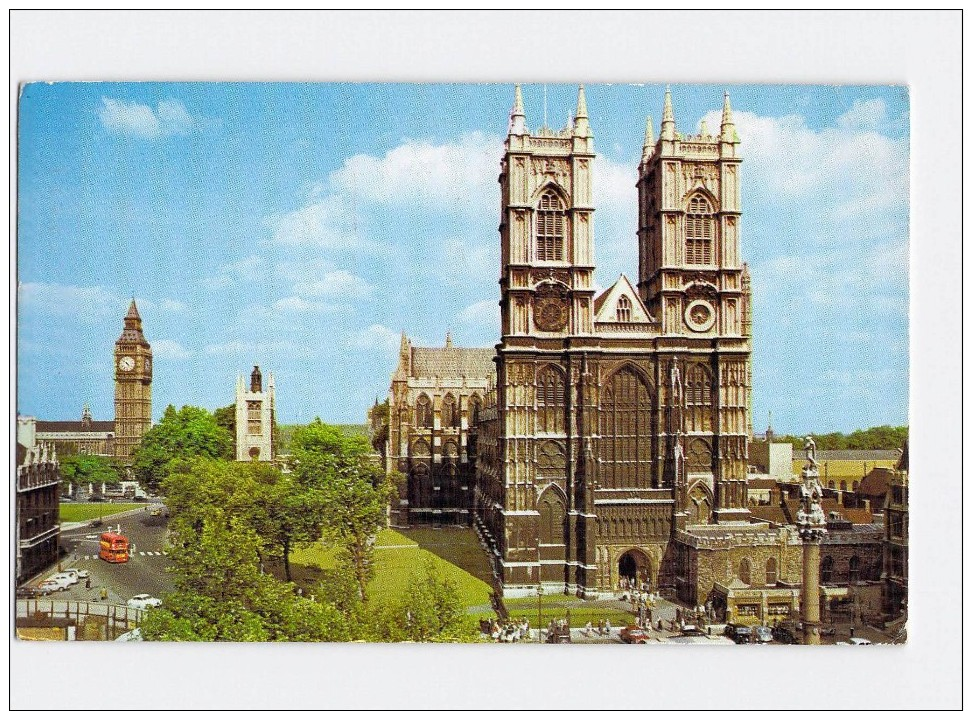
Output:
[59, 455, 124, 488]
[368, 399, 390, 454]
[378, 563, 475, 643]
[131, 404, 233, 490]
[213, 403, 236, 451]
[141, 510, 351, 642]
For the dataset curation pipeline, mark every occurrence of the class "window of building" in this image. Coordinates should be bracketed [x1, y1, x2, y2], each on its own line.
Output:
[765, 557, 778, 586]
[537, 440, 566, 480]
[821, 556, 834, 584]
[247, 401, 262, 436]
[536, 190, 566, 261]
[538, 489, 566, 546]
[685, 194, 715, 265]
[469, 395, 481, 426]
[537, 367, 566, 433]
[685, 364, 713, 431]
[616, 295, 632, 322]
[442, 393, 458, 428]
[415, 395, 433, 428]
[739, 558, 752, 585]
[848, 556, 861, 585]
[599, 367, 652, 489]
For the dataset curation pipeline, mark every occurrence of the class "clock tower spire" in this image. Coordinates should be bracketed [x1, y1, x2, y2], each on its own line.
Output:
[114, 299, 152, 459]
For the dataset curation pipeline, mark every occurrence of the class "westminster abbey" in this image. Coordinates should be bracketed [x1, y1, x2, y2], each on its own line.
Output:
[384, 86, 816, 605]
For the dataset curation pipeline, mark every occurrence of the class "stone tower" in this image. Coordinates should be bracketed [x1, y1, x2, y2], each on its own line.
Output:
[636, 89, 751, 521]
[493, 85, 599, 591]
[113, 300, 153, 459]
[236, 365, 275, 462]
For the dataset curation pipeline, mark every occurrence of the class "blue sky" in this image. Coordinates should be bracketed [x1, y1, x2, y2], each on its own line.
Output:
[16, 82, 909, 433]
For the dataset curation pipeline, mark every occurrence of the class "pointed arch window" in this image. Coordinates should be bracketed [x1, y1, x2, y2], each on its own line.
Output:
[536, 190, 566, 261]
[469, 395, 482, 426]
[537, 367, 566, 433]
[685, 364, 713, 431]
[616, 295, 632, 322]
[442, 393, 458, 428]
[685, 194, 715, 265]
[599, 367, 652, 489]
[415, 394, 433, 428]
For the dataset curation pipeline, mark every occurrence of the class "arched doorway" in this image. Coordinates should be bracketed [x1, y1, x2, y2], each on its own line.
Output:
[617, 548, 652, 590]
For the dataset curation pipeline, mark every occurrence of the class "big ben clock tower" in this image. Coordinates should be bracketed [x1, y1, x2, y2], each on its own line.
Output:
[114, 300, 152, 459]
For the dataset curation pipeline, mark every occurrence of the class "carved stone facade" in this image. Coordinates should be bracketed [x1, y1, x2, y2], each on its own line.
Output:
[475, 87, 759, 597]
[386, 333, 493, 526]
[235, 365, 275, 462]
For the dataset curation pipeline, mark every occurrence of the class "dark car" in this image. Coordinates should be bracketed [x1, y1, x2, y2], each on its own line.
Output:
[16, 585, 44, 598]
[772, 625, 798, 644]
[726, 624, 752, 644]
[619, 625, 651, 644]
[89, 494, 107, 502]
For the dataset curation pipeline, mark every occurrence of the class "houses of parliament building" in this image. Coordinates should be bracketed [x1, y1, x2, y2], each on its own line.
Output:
[386, 86, 879, 609]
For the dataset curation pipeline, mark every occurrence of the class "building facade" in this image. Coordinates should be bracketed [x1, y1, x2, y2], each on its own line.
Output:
[29, 406, 116, 457]
[16, 432, 61, 583]
[235, 365, 276, 462]
[883, 442, 908, 618]
[474, 86, 753, 597]
[113, 300, 153, 459]
[386, 333, 493, 526]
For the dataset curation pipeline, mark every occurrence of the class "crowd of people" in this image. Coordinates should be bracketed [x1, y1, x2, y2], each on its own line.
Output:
[480, 617, 530, 643]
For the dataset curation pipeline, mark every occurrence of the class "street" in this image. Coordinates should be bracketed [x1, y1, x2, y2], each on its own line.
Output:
[39, 508, 174, 606]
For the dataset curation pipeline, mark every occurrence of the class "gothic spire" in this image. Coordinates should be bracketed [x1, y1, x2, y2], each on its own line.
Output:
[720, 91, 737, 142]
[509, 84, 526, 135]
[573, 85, 590, 137]
[642, 115, 654, 160]
[661, 86, 675, 140]
[117, 299, 148, 346]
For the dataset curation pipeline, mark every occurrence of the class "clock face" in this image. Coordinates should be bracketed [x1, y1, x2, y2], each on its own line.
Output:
[535, 296, 568, 332]
[119, 356, 135, 372]
[684, 299, 715, 332]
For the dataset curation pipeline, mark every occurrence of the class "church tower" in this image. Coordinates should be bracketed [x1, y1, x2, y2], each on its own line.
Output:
[235, 365, 275, 462]
[637, 89, 751, 521]
[113, 300, 152, 459]
[492, 85, 599, 592]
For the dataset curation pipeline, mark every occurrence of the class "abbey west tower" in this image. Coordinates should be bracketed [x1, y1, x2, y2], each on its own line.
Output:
[476, 86, 753, 597]
[114, 300, 153, 459]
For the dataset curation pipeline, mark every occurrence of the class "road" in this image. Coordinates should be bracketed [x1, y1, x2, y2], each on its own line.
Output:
[41, 507, 175, 606]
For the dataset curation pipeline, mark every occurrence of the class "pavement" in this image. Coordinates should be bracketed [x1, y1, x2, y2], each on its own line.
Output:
[27, 507, 173, 607]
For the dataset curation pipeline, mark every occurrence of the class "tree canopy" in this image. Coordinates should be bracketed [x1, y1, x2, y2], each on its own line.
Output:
[772, 425, 908, 451]
[131, 404, 233, 490]
[59, 455, 124, 487]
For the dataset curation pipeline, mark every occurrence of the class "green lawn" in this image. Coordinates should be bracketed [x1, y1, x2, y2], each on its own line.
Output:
[59, 502, 146, 522]
[504, 593, 637, 629]
[290, 528, 492, 613]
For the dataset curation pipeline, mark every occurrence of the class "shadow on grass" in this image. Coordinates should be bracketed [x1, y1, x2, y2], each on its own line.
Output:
[394, 527, 494, 587]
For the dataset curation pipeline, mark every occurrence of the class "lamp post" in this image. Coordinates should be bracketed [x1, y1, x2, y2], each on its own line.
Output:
[798, 436, 826, 645]
[537, 583, 543, 639]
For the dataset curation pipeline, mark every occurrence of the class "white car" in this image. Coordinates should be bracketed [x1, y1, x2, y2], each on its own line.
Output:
[51, 571, 79, 585]
[126, 594, 162, 610]
[39, 578, 71, 592]
[62, 568, 89, 580]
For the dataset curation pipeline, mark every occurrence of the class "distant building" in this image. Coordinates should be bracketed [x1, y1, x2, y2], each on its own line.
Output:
[16, 428, 61, 583]
[791, 449, 900, 493]
[235, 365, 275, 462]
[883, 443, 908, 618]
[386, 333, 492, 526]
[29, 301, 153, 459]
[750, 424, 794, 482]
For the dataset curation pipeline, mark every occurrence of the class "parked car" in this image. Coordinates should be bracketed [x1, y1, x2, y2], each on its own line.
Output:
[679, 624, 705, 637]
[51, 571, 79, 585]
[89, 494, 107, 502]
[62, 568, 89, 580]
[847, 637, 872, 646]
[772, 624, 798, 644]
[39, 578, 71, 592]
[59, 495, 73, 503]
[126, 594, 162, 610]
[133, 495, 147, 502]
[725, 623, 753, 644]
[619, 625, 651, 644]
[752, 626, 774, 644]
[16, 585, 44, 598]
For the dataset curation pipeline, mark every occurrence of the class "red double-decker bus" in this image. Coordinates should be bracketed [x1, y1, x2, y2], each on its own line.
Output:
[99, 532, 129, 563]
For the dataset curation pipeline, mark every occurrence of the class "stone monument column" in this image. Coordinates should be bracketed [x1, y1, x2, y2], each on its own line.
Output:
[798, 436, 826, 645]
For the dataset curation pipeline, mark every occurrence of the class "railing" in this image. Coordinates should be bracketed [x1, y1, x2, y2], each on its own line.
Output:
[17, 469, 61, 492]
[16, 598, 144, 636]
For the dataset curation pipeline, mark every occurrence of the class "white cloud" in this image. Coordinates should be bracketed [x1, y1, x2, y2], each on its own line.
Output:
[271, 296, 346, 314]
[98, 97, 201, 139]
[205, 340, 313, 357]
[293, 270, 373, 300]
[152, 339, 192, 360]
[267, 194, 367, 249]
[202, 255, 267, 290]
[837, 98, 888, 131]
[458, 299, 497, 326]
[18, 282, 120, 320]
[348, 324, 401, 352]
[159, 298, 188, 313]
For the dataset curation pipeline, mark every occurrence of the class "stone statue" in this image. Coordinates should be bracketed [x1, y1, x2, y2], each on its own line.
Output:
[803, 436, 817, 466]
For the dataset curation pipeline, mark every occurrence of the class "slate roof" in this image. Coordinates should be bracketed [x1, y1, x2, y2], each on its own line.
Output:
[36, 420, 115, 433]
[411, 347, 494, 380]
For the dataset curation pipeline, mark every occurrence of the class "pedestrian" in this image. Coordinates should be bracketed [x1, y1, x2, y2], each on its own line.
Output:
[85, 578, 91, 589]
[100, 586, 107, 600]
